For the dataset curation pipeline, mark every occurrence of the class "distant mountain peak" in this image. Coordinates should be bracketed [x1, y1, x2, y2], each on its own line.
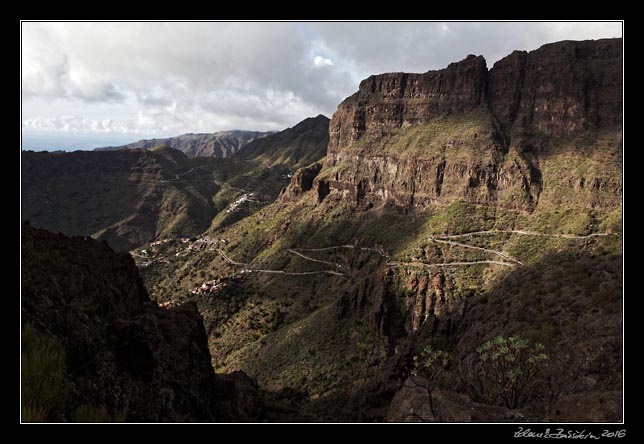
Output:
[94, 130, 275, 158]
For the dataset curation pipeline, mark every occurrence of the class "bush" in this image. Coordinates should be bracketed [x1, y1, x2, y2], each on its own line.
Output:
[72, 404, 111, 422]
[475, 335, 548, 409]
[21, 324, 69, 422]
[71, 404, 126, 422]
[408, 346, 450, 418]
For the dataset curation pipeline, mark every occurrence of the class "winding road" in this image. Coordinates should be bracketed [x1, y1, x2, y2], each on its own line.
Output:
[428, 236, 524, 266]
[160, 165, 211, 183]
[212, 228, 616, 277]
[388, 259, 516, 268]
[294, 244, 390, 259]
[217, 248, 346, 277]
[287, 249, 342, 268]
[435, 229, 614, 240]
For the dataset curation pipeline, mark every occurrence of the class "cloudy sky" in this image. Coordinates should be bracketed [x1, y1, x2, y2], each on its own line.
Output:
[21, 21, 622, 151]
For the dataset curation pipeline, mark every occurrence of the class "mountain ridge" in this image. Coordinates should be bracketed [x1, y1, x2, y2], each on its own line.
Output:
[94, 129, 275, 157]
[22, 116, 329, 252]
[234, 114, 329, 169]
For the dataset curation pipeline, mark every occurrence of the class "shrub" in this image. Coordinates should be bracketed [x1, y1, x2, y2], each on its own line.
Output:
[72, 404, 111, 422]
[71, 404, 126, 422]
[408, 346, 450, 418]
[21, 324, 69, 422]
[475, 335, 548, 409]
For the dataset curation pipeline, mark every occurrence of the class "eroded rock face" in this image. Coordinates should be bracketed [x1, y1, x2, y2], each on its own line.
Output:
[489, 39, 623, 136]
[328, 55, 488, 152]
[279, 162, 323, 202]
[321, 38, 622, 214]
[21, 224, 257, 422]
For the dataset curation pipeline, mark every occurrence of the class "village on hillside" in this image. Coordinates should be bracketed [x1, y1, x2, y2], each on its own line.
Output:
[130, 234, 249, 309]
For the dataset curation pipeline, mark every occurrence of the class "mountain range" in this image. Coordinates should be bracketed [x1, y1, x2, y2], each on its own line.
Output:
[94, 130, 275, 157]
[22, 116, 329, 251]
[21, 38, 622, 423]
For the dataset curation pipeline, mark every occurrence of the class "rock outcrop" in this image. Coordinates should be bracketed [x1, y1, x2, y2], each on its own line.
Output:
[386, 384, 522, 422]
[279, 162, 323, 202]
[21, 224, 258, 422]
[318, 38, 622, 214]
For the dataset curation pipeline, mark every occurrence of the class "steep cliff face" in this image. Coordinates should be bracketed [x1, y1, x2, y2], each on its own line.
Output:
[21, 224, 257, 422]
[320, 38, 622, 215]
[488, 39, 623, 137]
[328, 55, 488, 154]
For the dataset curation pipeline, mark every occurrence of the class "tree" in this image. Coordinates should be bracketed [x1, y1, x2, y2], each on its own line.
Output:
[408, 346, 450, 419]
[476, 335, 548, 409]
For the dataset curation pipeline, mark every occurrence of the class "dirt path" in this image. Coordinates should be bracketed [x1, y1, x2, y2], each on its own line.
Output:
[160, 165, 210, 183]
[249, 269, 346, 277]
[436, 229, 614, 240]
[295, 245, 390, 259]
[217, 249, 248, 266]
[428, 236, 524, 266]
[388, 259, 516, 268]
[215, 226, 614, 277]
[287, 249, 342, 268]
[217, 249, 346, 277]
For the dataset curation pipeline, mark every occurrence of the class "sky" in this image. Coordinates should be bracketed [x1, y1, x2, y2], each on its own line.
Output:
[21, 21, 622, 151]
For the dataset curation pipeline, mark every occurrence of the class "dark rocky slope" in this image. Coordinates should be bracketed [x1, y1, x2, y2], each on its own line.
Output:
[234, 115, 329, 169]
[21, 147, 224, 251]
[21, 223, 258, 422]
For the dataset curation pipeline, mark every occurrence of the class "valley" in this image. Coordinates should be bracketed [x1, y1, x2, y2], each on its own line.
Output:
[21, 37, 623, 423]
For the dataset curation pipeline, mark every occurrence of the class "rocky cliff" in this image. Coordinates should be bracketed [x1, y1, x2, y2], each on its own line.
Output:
[95, 130, 274, 157]
[320, 38, 622, 214]
[129, 38, 622, 422]
[21, 224, 258, 422]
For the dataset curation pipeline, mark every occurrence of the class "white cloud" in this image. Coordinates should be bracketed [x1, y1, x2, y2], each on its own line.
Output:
[21, 21, 622, 148]
[22, 115, 134, 134]
[313, 55, 334, 67]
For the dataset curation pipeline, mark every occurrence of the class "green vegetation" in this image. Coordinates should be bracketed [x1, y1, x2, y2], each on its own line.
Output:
[476, 335, 548, 409]
[21, 323, 128, 423]
[21, 324, 68, 422]
[235, 115, 329, 169]
[71, 404, 127, 423]
[410, 346, 450, 417]
[346, 110, 496, 160]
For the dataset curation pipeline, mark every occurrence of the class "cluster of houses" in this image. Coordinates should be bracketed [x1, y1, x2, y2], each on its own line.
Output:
[158, 299, 180, 309]
[174, 236, 217, 257]
[226, 193, 258, 214]
[134, 236, 222, 267]
[191, 279, 227, 295]
[150, 239, 171, 248]
[191, 269, 252, 296]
